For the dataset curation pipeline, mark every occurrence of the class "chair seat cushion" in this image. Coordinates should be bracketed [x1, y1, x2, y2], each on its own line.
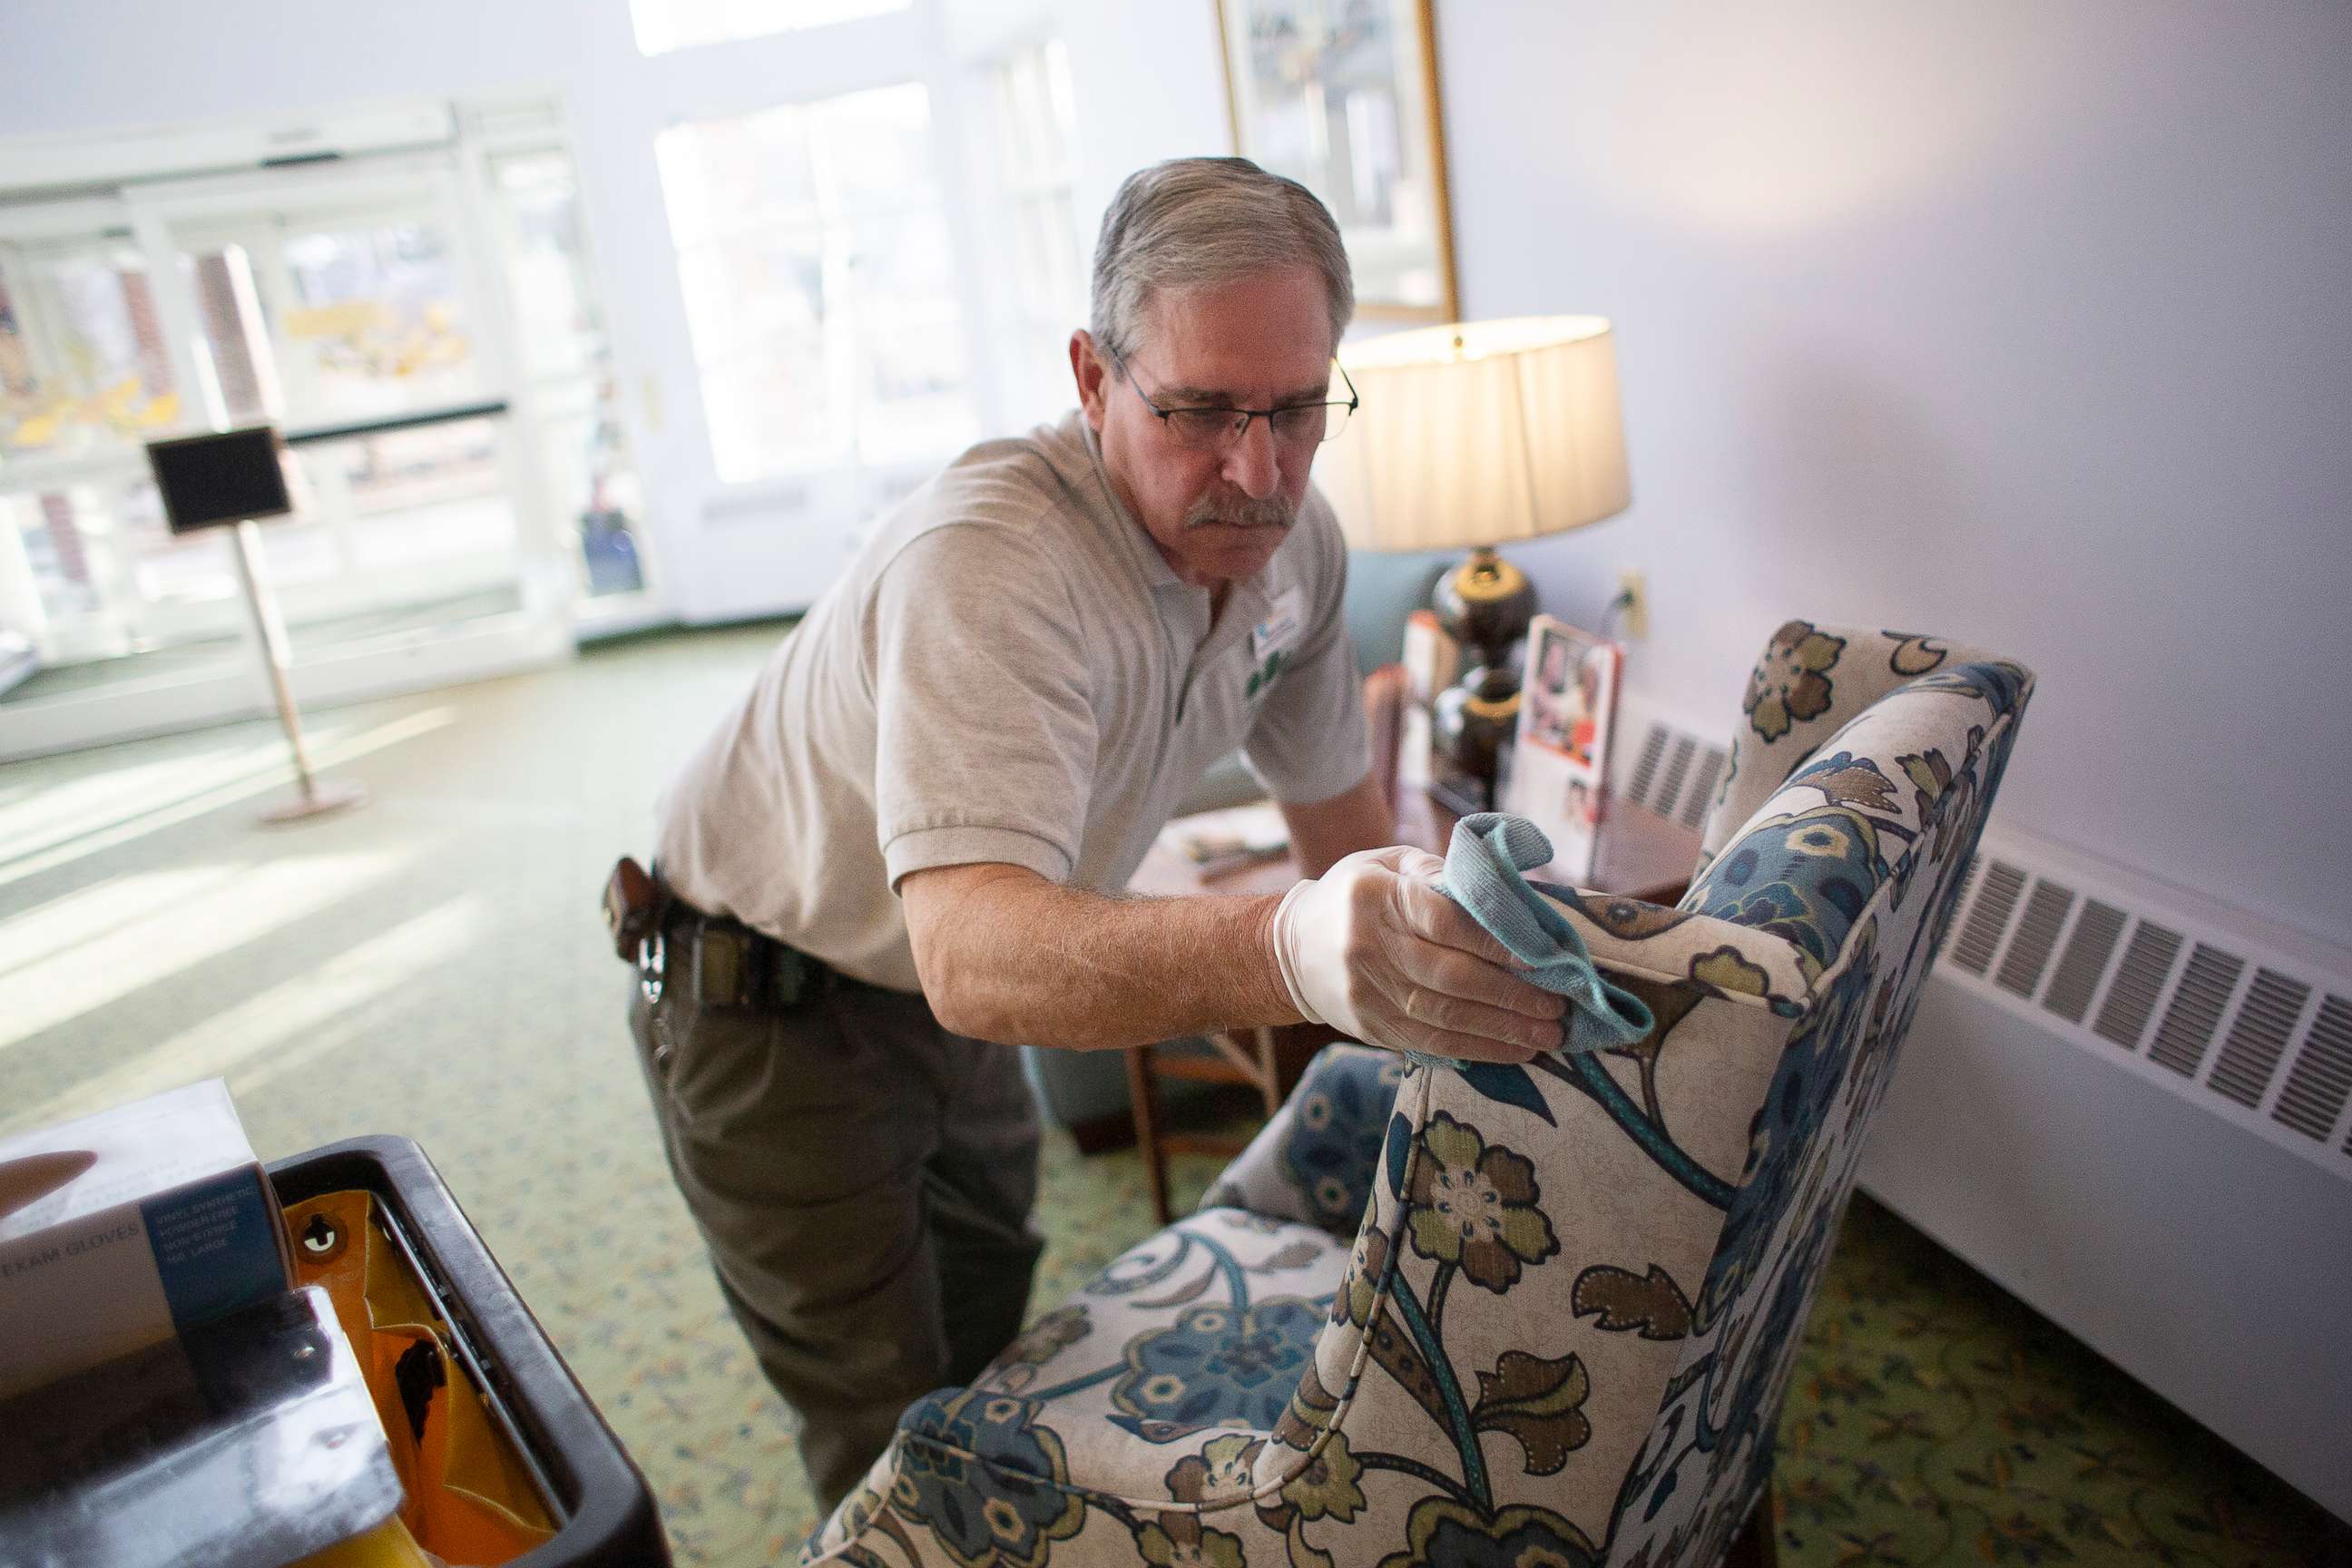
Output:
[895, 1207, 1350, 1510]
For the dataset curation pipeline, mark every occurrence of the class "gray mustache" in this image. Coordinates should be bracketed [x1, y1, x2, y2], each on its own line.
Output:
[1183, 495, 1298, 531]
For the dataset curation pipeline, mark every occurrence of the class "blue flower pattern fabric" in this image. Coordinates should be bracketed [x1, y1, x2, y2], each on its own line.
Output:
[806, 622, 2033, 1568]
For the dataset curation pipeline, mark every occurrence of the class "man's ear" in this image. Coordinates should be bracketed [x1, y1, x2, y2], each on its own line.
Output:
[1071, 330, 1110, 433]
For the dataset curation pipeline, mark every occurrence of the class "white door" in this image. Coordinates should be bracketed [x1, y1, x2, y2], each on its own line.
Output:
[0, 154, 572, 758]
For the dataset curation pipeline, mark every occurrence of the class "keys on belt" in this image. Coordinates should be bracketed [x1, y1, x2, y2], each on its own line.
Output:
[604, 857, 830, 1010]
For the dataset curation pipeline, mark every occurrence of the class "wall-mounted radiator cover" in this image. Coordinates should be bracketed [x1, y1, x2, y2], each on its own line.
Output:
[1934, 838, 2352, 1181]
[1608, 697, 2352, 1524]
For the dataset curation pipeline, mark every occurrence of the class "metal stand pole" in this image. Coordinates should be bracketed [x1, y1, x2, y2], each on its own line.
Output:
[230, 518, 366, 825]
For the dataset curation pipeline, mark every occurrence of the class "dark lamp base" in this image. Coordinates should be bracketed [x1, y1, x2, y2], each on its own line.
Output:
[1431, 661, 1522, 809]
[1435, 546, 1537, 667]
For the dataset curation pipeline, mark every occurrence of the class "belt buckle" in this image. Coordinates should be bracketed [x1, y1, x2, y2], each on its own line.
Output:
[638, 928, 666, 1008]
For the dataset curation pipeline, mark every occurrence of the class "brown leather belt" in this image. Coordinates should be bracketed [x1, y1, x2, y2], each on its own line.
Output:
[654, 899, 839, 1011]
[608, 857, 837, 1010]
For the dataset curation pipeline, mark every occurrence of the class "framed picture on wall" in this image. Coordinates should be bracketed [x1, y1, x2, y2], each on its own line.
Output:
[1214, 0, 1459, 321]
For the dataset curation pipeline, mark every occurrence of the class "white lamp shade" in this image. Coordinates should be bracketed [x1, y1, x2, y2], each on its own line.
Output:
[1315, 316, 1632, 553]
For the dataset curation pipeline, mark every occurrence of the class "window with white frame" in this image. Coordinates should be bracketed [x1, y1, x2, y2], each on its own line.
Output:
[985, 38, 1084, 425]
[628, 0, 910, 58]
[654, 82, 973, 485]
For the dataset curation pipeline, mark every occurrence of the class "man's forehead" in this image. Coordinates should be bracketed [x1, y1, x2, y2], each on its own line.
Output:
[1147, 367, 1337, 405]
[1135, 273, 1337, 401]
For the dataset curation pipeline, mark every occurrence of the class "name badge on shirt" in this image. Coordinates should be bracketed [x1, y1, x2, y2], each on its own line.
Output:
[1246, 587, 1305, 702]
[1252, 588, 1305, 663]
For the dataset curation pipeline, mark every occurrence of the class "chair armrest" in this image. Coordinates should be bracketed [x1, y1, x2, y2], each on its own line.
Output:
[1198, 1044, 1404, 1237]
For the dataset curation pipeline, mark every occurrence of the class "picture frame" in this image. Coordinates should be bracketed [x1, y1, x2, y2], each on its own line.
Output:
[1213, 0, 1460, 322]
[1504, 614, 1622, 881]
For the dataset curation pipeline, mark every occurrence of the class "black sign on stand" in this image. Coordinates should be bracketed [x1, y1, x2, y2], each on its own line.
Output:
[144, 427, 365, 824]
[145, 426, 295, 534]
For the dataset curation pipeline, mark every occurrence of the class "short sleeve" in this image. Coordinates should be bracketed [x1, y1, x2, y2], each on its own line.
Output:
[871, 524, 1099, 889]
[1242, 514, 1371, 804]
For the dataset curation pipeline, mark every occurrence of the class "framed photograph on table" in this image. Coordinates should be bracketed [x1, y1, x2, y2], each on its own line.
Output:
[1214, 0, 1459, 321]
[1505, 614, 1622, 880]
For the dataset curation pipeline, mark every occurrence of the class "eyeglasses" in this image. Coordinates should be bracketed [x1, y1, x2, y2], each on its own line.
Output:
[1107, 346, 1358, 451]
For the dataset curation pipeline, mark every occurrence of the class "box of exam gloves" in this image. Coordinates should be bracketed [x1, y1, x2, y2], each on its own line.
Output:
[0, 1079, 292, 1401]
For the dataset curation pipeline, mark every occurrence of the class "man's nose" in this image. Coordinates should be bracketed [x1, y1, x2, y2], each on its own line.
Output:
[1220, 416, 1280, 499]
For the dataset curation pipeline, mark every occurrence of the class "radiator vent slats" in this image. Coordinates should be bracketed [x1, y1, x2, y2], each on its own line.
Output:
[1681, 746, 1728, 828]
[1951, 858, 1982, 922]
[1625, 725, 1667, 808]
[2043, 900, 2127, 1024]
[1996, 881, 2075, 997]
[2092, 922, 2182, 1050]
[2210, 969, 2312, 1109]
[1655, 736, 1697, 821]
[2273, 995, 2352, 1142]
[1951, 860, 2026, 975]
[2148, 945, 2243, 1077]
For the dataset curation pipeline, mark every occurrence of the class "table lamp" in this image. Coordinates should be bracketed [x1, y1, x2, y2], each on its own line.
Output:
[1315, 316, 1632, 808]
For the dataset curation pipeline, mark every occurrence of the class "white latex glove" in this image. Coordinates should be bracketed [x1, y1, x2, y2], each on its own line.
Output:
[1269, 846, 1566, 1063]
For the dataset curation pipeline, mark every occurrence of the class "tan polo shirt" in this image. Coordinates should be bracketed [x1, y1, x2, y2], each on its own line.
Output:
[652, 411, 1370, 992]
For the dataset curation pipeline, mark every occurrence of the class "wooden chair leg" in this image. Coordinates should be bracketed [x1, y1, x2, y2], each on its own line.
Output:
[1250, 1026, 1281, 1119]
[1123, 1044, 1172, 1225]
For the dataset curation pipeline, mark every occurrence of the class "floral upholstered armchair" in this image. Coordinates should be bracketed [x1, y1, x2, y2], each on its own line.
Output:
[805, 623, 2034, 1568]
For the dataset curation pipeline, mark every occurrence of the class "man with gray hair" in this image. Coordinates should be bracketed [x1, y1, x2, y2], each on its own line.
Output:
[619, 155, 1565, 1510]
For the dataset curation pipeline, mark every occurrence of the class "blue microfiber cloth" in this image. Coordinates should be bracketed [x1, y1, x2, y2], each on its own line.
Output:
[1419, 811, 1654, 1063]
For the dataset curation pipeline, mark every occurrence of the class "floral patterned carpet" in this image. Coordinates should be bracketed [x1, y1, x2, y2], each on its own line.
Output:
[4, 628, 2343, 1566]
[1771, 1197, 2343, 1568]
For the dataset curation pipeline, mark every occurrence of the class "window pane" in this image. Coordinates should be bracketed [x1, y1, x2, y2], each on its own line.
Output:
[846, 207, 969, 462]
[332, 417, 514, 573]
[674, 228, 826, 351]
[981, 40, 1085, 427]
[493, 152, 602, 384]
[629, 0, 909, 57]
[3, 477, 243, 664]
[277, 219, 485, 423]
[657, 83, 971, 484]
[488, 149, 648, 598]
[656, 104, 820, 250]
[0, 240, 181, 464]
[701, 336, 835, 481]
[995, 39, 1076, 188]
[813, 84, 939, 211]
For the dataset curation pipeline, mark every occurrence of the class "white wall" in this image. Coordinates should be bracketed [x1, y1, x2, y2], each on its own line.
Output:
[1432, 1, 2352, 949]
[7, 1, 2347, 949]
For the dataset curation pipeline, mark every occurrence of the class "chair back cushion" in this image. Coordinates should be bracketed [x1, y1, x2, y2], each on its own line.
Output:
[1223, 627, 2030, 1567]
[1700, 624, 2007, 871]
[1600, 631, 2033, 1563]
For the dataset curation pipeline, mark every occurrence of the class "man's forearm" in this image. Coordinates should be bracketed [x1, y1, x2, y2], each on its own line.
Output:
[906, 866, 1302, 1051]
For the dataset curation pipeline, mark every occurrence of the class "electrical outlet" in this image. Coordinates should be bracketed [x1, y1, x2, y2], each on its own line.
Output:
[1615, 568, 1649, 640]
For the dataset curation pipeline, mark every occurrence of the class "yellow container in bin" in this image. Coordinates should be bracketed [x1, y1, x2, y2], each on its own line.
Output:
[270, 1137, 670, 1568]
[284, 1190, 554, 1564]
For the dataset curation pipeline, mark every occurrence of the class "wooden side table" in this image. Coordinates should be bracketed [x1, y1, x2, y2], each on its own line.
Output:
[1122, 787, 1703, 1223]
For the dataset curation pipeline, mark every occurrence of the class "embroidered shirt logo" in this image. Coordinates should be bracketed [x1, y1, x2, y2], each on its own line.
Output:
[1247, 587, 1305, 701]
[1245, 650, 1286, 701]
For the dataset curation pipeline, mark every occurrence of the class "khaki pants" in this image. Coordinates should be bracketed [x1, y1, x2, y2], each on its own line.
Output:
[627, 970, 1043, 1512]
